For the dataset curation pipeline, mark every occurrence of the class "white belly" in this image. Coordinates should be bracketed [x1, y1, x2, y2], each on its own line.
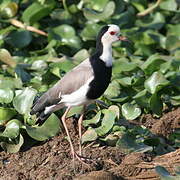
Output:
[60, 77, 93, 107]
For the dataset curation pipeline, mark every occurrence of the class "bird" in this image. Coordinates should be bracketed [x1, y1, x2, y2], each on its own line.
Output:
[30, 24, 127, 164]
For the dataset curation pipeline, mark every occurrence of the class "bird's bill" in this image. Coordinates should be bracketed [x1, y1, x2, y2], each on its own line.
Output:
[119, 36, 128, 41]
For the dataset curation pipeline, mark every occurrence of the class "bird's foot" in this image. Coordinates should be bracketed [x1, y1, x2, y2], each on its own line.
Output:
[72, 151, 97, 168]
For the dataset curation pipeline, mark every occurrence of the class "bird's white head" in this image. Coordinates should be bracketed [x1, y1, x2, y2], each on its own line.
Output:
[100, 24, 127, 45]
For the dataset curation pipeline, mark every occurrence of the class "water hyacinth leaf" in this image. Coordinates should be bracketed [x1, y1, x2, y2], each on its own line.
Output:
[141, 54, 166, 75]
[170, 95, 180, 106]
[167, 24, 180, 37]
[118, 77, 132, 86]
[82, 128, 98, 144]
[0, 119, 21, 139]
[109, 105, 120, 119]
[66, 106, 84, 118]
[80, 23, 101, 41]
[0, 2, 18, 18]
[95, 109, 117, 136]
[83, 1, 115, 22]
[83, 111, 101, 127]
[50, 25, 82, 50]
[103, 133, 119, 146]
[1, 134, 24, 153]
[0, 77, 22, 89]
[150, 93, 163, 116]
[122, 103, 141, 120]
[0, 48, 16, 67]
[131, 0, 145, 12]
[144, 72, 169, 94]
[155, 166, 172, 177]
[0, 88, 14, 104]
[73, 49, 89, 63]
[160, 0, 178, 11]
[133, 89, 151, 108]
[136, 12, 165, 30]
[166, 35, 180, 51]
[104, 80, 128, 102]
[0, 107, 17, 125]
[6, 30, 32, 48]
[88, 0, 109, 11]
[15, 64, 32, 83]
[148, 32, 166, 49]
[31, 60, 48, 70]
[26, 113, 61, 141]
[116, 133, 152, 153]
[113, 60, 137, 73]
[22, 1, 55, 24]
[13, 87, 37, 115]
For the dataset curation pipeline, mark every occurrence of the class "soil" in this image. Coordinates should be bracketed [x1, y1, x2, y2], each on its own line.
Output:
[0, 107, 180, 180]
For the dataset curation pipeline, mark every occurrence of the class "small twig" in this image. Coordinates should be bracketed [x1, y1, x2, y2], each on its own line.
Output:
[137, 0, 162, 17]
[10, 19, 48, 36]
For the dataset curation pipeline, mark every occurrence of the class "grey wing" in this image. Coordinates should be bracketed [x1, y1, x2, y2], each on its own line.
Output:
[30, 59, 94, 115]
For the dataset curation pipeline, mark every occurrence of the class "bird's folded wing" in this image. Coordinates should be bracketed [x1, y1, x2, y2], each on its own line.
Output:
[30, 59, 94, 114]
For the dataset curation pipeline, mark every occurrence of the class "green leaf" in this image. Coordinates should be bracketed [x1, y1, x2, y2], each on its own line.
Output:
[89, 0, 109, 11]
[133, 89, 151, 108]
[104, 80, 128, 102]
[0, 48, 16, 67]
[31, 60, 48, 70]
[0, 107, 17, 125]
[0, 77, 22, 89]
[116, 133, 152, 153]
[22, 1, 55, 24]
[83, 1, 115, 22]
[0, 119, 21, 139]
[141, 54, 166, 75]
[113, 60, 137, 73]
[0, 2, 18, 18]
[73, 49, 89, 63]
[66, 106, 84, 118]
[13, 87, 37, 115]
[6, 30, 32, 48]
[144, 72, 169, 94]
[50, 24, 82, 50]
[170, 95, 180, 106]
[122, 103, 141, 120]
[83, 111, 101, 127]
[150, 93, 163, 116]
[0, 88, 13, 104]
[109, 105, 120, 119]
[1, 134, 24, 153]
[118, 77, 132, 86]
[155, 166, 173, 178]
[166, 35, 180, 51]
[81, 23, 101, 41]
[82, 128, 98, 144]
[160, 0, 178, 11]
[26, 113, 61, 141]
[95, 109, 117, 136]
[136, 12, 165, 30]
[15, 64, 32, 83]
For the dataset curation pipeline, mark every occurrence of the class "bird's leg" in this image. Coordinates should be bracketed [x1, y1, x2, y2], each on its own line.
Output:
[78, 105, 86, 156]
[62, 106, 92, 168]
[78, 113, 84, 156]
[61, 107, 76, 160]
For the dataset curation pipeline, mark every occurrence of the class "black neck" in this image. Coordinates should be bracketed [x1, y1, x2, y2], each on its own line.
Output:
[94, 25, 109, 57]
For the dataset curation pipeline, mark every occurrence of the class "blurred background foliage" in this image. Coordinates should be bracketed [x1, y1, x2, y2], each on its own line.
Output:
[0, 0, 179, 154]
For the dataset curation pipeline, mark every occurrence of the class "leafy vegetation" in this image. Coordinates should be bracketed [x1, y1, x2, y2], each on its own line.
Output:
[0, 0, 179, 158]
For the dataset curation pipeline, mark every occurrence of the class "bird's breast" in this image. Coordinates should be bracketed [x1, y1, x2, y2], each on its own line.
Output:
[86, 58, 112, 100]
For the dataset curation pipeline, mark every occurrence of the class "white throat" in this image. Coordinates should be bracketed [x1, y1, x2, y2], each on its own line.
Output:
[100, 43, 113, 67]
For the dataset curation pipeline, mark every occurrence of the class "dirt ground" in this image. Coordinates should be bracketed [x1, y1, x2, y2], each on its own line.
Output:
[0, 107, 180, 180]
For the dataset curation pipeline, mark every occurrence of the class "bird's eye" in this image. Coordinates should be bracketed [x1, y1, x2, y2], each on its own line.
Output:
[109, 31, 116, 35]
